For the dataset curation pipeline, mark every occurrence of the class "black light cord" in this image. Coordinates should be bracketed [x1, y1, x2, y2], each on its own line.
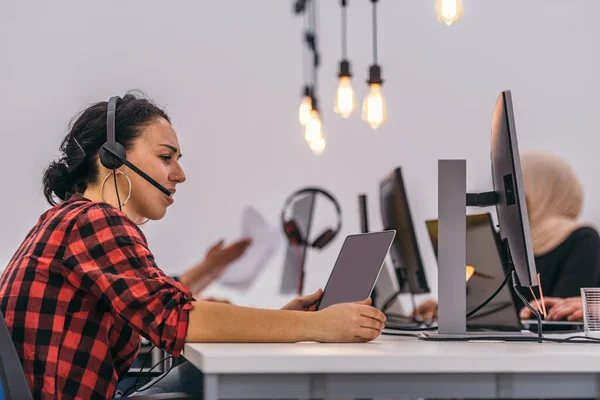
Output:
[341, 0, 347, 59]
[301, 1, 310, 88]
[371, 0, 378, 64]
[311, 0, 319, 94]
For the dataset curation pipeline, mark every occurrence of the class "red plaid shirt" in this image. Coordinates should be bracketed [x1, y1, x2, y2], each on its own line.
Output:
[0, 194, 195, 399]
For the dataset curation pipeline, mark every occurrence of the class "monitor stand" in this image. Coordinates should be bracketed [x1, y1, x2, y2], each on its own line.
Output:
[421, 159, 535, 340]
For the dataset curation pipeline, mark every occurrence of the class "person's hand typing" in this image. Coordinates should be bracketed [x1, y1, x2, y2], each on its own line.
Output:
[519, 296, 583, 321]
[412, 299, 438, 321]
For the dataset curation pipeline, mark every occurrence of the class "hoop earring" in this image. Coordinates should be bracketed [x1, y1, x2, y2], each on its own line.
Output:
[101, 170, 132, 208]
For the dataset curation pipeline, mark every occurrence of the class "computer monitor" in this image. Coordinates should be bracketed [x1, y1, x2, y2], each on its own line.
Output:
[279, 193, 315, 295]
[421, 90, 539, 339]
[379, 167, 430, 295]
[490, 90, 538, 287]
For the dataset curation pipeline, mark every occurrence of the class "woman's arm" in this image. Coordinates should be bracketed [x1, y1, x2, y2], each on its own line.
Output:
[185, 299, 386, 343]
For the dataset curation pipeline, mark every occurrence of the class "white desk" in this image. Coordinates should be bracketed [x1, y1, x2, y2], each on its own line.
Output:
[183, 333, 600, 399]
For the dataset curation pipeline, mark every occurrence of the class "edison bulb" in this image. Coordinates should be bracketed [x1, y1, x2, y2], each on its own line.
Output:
[309, 135, 326, 154]
[362, 83, 387, 129]
[298, 95, 312, 126]
[334, 76, 355, 118]
[435, 0, 464, 26]
[304, 109, 322, 143]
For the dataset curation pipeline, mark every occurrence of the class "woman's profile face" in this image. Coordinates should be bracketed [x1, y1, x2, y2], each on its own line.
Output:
[123, 118, 186, 221]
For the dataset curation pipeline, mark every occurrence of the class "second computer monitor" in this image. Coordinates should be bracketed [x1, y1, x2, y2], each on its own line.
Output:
[380, 167, 430, 295]
[490, 90, 538, 287]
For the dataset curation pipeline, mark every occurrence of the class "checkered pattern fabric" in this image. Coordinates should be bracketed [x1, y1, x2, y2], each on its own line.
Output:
[0, 194, 194, 399]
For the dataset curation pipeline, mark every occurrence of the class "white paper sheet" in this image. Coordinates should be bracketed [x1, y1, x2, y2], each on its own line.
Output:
[218, 206, 282, 291]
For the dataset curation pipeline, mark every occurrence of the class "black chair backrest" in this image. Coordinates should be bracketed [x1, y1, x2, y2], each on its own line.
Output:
[0, 310, 33, 400]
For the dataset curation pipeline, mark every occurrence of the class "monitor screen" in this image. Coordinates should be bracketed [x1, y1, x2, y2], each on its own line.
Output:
[490, 90, 538, 287]
[379, 167, 430, 294]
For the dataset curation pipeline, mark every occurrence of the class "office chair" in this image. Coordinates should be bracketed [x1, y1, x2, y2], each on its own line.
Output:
[0, 310, 198, 399]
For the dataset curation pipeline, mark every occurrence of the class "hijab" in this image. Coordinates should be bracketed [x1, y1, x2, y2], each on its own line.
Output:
[521, 151, 585, 256]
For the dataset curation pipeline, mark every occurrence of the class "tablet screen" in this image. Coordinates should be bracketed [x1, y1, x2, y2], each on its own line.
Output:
[317, 230, 395, 310]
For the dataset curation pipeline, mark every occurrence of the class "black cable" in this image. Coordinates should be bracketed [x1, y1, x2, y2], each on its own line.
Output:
[466, 266, 513, 319]
[382, 331, 419, 338]
[301, 1, 309, 88]
[133, 356, 175, 393]
[121, 344, 156, 397]
[371, 0, 378, 64]
[418, 334, 600, 344]
[341, 0, 347, 59]
[386, 325, 438, 332]
[311, 0, 319, 93]
[511, 270, 543, 342]
[466, 301, 514, 321]
[113, 168, 122, 211]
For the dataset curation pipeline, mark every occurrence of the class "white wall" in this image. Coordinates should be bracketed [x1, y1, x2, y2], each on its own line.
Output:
[1, 0, 599, 308]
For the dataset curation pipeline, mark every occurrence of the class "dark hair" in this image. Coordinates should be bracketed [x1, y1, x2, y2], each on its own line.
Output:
[42, 91, 170, 206]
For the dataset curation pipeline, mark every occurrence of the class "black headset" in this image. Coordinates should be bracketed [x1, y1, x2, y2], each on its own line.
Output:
[99, 96, 173, 201]
[280, 187, 342, 250]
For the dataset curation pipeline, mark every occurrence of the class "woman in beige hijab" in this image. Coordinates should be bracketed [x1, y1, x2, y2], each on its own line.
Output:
[521, 151, 600, 299]
[417, 151, 600, 321]
[519, 151, 600, 320]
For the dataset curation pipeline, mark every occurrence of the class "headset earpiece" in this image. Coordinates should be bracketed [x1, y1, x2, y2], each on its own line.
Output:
[99, 142, 126, 170]
[311, 228, 335, 249]
[284, 220, 305, 246]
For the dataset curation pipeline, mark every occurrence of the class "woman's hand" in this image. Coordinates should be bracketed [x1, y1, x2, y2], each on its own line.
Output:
[281, 289, 323, 311]
[412, 299, 439, 321]
[204, 238, 252, 273]
[311, 298, 386, 343]
[520, 296, 583, 321]
[179, 238, 252, 292]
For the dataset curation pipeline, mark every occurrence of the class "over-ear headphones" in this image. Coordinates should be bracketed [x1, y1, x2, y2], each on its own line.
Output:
[280, 187, 342, 249]
[99, 96, 172, 198]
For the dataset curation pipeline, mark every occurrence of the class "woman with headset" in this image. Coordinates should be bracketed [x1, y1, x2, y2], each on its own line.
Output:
[0, 93, 385, 398]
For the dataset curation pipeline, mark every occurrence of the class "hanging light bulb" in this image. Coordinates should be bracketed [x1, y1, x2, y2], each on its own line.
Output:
[362, 0, 386, 129]
[362, 65, 386, 129]
[304, 110, 322, 143]
[334, 0, 354, 119]
[309, 134, 326, 154]
[298, 86, 312, 126]
[334, 60, 355, 118]
[304, 97, 323, 143]
[435, 0, 464, 26]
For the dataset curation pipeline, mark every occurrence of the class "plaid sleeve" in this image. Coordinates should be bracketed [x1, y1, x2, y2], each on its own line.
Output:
[61, 204, 195, 356]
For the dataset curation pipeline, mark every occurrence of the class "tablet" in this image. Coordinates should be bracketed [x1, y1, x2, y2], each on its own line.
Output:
[316, 230, 396, 310]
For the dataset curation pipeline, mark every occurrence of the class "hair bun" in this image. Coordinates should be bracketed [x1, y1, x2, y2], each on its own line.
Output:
[42, 160, 74, 205]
